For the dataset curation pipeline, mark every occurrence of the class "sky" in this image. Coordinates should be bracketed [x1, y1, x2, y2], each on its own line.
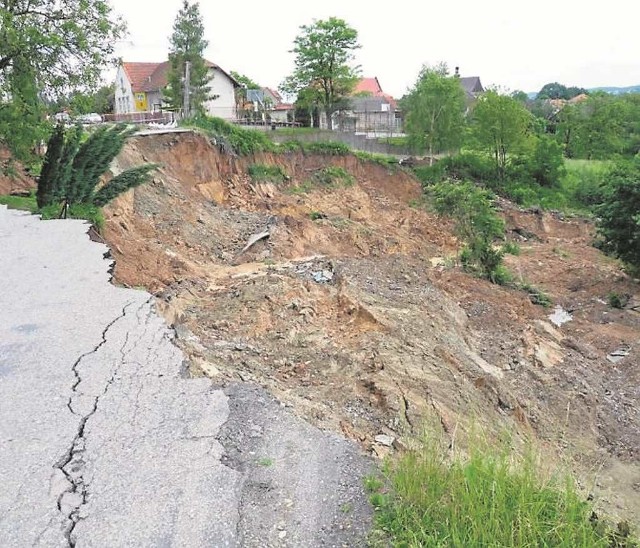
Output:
[109, 0, 640, 98]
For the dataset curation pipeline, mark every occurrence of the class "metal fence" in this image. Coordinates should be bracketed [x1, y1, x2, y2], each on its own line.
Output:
[103, 111, 178, 125]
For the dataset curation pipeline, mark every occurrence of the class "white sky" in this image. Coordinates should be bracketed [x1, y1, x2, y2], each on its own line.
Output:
[109, 0, 640, 97]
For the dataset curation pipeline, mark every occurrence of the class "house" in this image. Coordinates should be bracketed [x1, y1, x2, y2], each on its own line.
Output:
[114, 60, 240, 119]
[327, 77, 402, 134]
[454, 67, 484, 103]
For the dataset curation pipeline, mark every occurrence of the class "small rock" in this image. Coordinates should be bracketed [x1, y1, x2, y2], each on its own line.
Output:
[278, 530, 287, 539]
[374, 434, 395, 447]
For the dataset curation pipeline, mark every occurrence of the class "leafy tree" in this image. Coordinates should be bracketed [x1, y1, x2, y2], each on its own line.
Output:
[528, 135, 565, 186]
[596, 160, 640, 269]
[0, 55, 47, 161]
[230, 72, 260, 90]
[471, 90, 531, 180]
[0, 0, 124, 92]
[511, 90, 530, 103]
[537, 82, 587, 100]
[403, 64, 466, 163]
[165, 0, 211, 116]
[0, 0, 123, 159]
[282, 17, 360, 130]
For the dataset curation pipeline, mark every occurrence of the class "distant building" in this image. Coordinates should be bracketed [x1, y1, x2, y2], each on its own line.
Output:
[323, 77, 402, 134]
[114, 60, 240, 119]
[454, 67, 484, 104]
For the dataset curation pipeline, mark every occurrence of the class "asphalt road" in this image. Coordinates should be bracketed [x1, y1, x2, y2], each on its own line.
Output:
[0, 206, 372, 547]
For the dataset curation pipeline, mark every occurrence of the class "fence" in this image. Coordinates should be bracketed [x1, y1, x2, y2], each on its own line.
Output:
[266, 129, 411, 156]
[103, 111, 178, 125]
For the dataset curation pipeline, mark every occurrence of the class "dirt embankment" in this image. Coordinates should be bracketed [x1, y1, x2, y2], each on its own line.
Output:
[0, 146, 36, 195]
[103, 131, 640, 526]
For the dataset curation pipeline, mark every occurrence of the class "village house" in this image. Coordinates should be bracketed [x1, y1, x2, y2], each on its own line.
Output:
[114, 60, 240, 119]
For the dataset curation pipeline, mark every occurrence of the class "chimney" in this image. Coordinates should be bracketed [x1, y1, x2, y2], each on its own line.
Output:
[454, 66, 460, 78]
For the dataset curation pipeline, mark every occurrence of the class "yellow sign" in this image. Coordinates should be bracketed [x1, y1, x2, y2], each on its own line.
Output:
[134, 92, 148, 112]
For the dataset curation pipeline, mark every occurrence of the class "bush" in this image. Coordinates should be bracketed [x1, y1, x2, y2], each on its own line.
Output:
[186, 115, 276, 155]
[429, 181, 507, 283]
[304, 141, 351, 155]
[310, 166, 354, 187]
[608, 291, 630, 309]
[247, 163, 288, 184]
[596, 159, 640, 268]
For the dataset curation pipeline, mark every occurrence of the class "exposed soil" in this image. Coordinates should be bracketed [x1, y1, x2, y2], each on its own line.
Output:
[0, 146, 36, 196]
[103, 131, 640, 526]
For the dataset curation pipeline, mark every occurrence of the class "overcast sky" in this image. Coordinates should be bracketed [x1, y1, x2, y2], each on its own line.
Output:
[110, 0, 640, 97]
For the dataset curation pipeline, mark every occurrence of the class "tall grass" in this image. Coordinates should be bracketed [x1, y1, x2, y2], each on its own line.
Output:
[369, 434, 633, 547]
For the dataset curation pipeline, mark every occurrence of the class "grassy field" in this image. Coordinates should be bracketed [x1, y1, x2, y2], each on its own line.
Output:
[0, 194, 37, 212]
[368, 434, 636, 547]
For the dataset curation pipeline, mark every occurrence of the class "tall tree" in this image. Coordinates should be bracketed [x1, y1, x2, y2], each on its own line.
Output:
[165, 0, 210, 116]
[471, 90, 531, 180]
[0, 0, 123, 159]
[403, 64, 466, 163]
[281, 17, 360, 130]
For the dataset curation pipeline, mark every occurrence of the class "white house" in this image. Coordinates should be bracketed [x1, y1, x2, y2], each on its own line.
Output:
[114, 60, 240, 119]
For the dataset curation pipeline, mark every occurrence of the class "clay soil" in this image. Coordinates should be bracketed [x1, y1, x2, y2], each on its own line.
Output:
[103, 131, 639, 526]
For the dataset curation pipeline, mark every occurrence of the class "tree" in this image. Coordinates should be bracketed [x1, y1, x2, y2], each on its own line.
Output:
[37, 124, 157, 211]
[596, 160, 640, 269]
[471, 90, 531, 180]
[403, 64, 466, 163]
[281, 17, 360, 130]
[230, 72, 260, 90]
[536, 82, 587, 100]
[511, 90, 530, 103]
[0, 0, 123, 159]
[165, 1, 210, 116]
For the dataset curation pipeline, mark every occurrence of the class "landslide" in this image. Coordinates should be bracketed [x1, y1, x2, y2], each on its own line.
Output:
[103, 131, 640, 525]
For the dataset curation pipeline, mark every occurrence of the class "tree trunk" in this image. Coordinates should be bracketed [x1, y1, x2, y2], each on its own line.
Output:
[325, 107, 333, 130]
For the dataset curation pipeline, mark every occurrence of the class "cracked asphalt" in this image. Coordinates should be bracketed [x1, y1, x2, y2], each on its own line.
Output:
[0, 207, 372, 547]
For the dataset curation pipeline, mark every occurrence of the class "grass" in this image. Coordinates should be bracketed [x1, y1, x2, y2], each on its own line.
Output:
[257, 457, 274, 467]
[185, 115, 277, 155]
[368, 433, 635, 547]
[247, 163, 288, 184]
[310, 166, 355, 187]
[0, 193, 38, 212]
[518, 281, 553, 307]
[354, 150, 399, 168]
[1, 194, 105, 230]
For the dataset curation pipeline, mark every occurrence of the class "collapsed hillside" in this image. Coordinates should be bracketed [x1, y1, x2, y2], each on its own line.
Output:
[103, 131, 639, 525]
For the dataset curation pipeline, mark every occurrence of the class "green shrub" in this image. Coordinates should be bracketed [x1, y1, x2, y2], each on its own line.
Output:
[304, 141, 351, 155]
[519, 282, 553, 307]
[311, 166, 355, 187]
[186, 115, 276, 155]
[369, 434, 631, 547]
[247, 163, 288, 184]
[429, 181, 507, 283]
[502, 241, 521, 255]
[596, 159, 640, 268]
[354, 150, 398, 168]
[608, 291, 630, 309]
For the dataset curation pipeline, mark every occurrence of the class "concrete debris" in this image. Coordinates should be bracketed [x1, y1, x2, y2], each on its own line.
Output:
[240, 230, 270, 254]
[607, 347, 631, 364]
[374, 434, 395, 447]
[312, 270, 334, 283]
[548, 306, 573, 327]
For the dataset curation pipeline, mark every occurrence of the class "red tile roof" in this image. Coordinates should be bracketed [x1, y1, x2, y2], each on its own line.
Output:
[354, 77, 383, 96]
[123, 60, 239, 93]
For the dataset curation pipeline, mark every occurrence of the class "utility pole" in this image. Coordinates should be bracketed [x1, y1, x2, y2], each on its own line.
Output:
[183, 60, 191, 118]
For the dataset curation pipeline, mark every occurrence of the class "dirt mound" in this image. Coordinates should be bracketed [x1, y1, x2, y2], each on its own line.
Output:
[103, 131, 640, 525]
[0, 146, 36, 196]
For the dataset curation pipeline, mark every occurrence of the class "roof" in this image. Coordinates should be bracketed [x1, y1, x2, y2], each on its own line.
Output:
[273, 103, 294, 111]
[352, 77, 397, 109]
[354, 77, 383, 96]
[122, 60, 240, 93]
[263, 87, 283, 103]
[458, 76, 484, 95]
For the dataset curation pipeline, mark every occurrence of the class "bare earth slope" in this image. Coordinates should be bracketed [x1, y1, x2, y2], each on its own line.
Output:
[103, 131, 639, 526]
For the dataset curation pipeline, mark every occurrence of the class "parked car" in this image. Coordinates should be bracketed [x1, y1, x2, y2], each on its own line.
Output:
[76, 113, 103, 124]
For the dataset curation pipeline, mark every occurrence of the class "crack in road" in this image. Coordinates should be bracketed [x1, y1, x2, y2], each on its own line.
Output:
[54, 301, 136, 547]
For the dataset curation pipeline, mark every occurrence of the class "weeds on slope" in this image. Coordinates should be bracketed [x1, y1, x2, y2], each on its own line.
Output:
[367, 433, 637, 547]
